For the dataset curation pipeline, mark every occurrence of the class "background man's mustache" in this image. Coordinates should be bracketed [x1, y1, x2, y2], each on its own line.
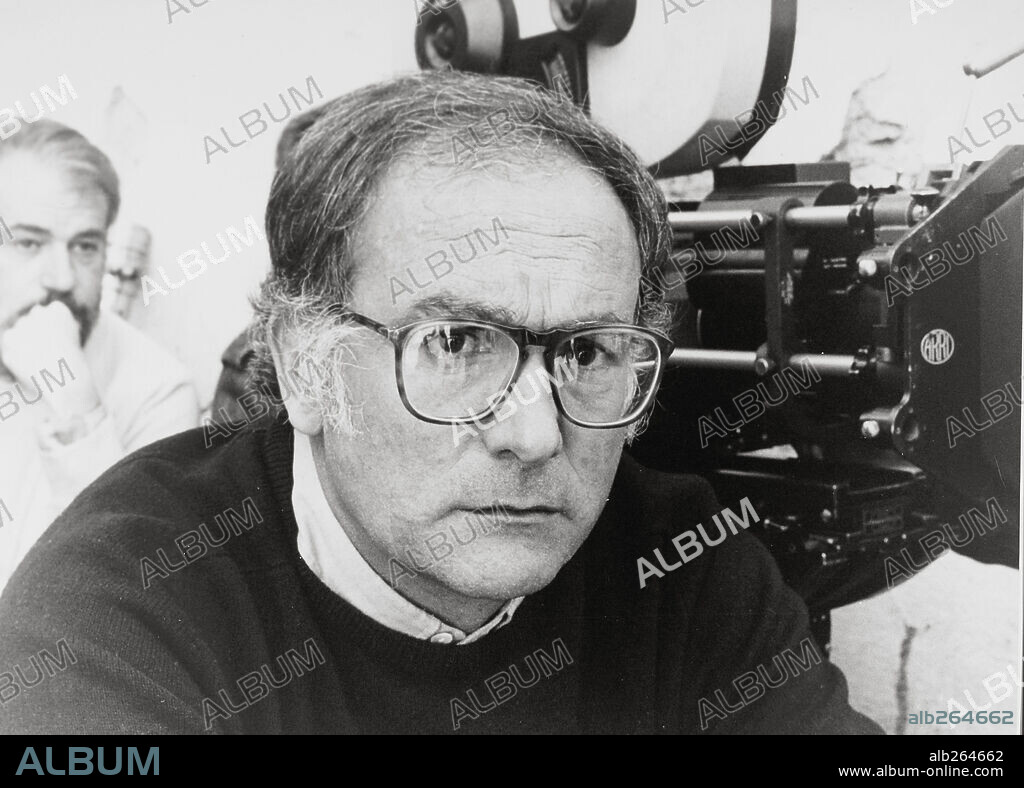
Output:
[12, 294, 94, 345]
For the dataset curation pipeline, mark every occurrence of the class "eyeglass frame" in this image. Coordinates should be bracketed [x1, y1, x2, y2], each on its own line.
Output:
[330, 308, 675, 429]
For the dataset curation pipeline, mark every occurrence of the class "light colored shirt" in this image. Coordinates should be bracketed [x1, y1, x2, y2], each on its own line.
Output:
[0, 310, 200, 592]
[291, 431, 523, 644]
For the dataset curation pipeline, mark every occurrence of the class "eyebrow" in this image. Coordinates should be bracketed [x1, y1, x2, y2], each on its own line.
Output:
[398, 294, 633, 328]
[9, 224, 51, 237]
[8, 226, 106, 242]
[71, 230, 107, 242]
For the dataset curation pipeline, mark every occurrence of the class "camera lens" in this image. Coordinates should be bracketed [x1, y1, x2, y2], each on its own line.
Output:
[428, 19, 458, 61]
[557, 0, 587, 25]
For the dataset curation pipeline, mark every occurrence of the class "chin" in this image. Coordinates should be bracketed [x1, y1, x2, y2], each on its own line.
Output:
[434, 547, 570, 601]
[445, 573, 556, 603]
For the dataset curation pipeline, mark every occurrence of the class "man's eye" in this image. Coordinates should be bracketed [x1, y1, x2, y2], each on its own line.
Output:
[14, 239, 42, 253]
[423, 326, 486, 357]
[567, 337, 611, 368]
[438, 328, 467, 355]
[71, 241, 101, 255]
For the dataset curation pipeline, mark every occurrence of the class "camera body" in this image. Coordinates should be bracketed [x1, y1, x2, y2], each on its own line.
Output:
[416, 0, 1022, 628]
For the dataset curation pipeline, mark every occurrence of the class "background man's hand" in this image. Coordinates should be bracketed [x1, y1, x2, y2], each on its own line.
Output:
[0, 302, 101, 418]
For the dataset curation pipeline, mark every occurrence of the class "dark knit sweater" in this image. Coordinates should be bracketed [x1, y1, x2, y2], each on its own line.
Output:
[0, 417, 881, 735]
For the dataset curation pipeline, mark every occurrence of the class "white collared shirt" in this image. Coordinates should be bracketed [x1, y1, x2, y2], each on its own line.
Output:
[291, 431, 522, 644]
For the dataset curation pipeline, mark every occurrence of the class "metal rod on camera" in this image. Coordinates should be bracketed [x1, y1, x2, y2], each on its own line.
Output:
[686, 249, 810, 269]
[670, 205, 857, 233]
[668, 349, 857, 377]
[788, 353, 858, 376]
[672, 202, 929, 234]
[668, 210, 770, 232]
[783, 205, 856, 228]
[667, 349, 758, 370]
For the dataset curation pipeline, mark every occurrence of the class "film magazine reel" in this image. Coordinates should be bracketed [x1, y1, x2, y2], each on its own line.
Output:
[416, 0, 796, 174]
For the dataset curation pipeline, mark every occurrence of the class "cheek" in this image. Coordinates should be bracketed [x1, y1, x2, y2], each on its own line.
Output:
[74, 264, 104, 298]
[564, 426, 626, 493]
[321, 372, 463, 555]
[0, 262, 42, 313]
[566, 423, 626, 461]
[341, 350, 460, 480]
[0, 264, 17, 304]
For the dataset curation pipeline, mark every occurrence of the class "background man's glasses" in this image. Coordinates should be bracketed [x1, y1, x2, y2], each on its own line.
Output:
[337, 311, 674, 428]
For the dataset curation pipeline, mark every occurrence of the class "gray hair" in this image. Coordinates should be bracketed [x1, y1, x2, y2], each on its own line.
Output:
[274, 104, 329, 169]
[250, 70, 672, 436]
[0, 118, 120, 227]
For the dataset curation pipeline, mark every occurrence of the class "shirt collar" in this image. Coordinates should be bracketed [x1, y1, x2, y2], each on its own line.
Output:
[290, 430, 522, 645]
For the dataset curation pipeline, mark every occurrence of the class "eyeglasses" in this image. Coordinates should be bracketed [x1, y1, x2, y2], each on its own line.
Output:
[335, 311, 674, 428]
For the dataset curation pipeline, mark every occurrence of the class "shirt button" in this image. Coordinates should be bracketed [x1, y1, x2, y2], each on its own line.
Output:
[430, 632, 455, 644]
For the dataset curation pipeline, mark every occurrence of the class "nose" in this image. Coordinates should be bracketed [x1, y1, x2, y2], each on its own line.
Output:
[478, 351, 563, 463]
[40, 241, 75, 293]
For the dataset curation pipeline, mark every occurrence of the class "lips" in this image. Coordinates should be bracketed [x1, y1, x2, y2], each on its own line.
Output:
[454, 503, 564, 526]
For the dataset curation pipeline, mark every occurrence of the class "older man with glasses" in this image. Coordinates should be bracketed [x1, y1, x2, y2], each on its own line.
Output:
[0, 73, 880, 735]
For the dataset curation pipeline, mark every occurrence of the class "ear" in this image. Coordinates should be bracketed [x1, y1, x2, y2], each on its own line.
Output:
[268, 325, 324, 437]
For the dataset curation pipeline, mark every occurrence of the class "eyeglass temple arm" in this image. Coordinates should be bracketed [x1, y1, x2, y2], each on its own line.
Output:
[333, 310, 393, 340]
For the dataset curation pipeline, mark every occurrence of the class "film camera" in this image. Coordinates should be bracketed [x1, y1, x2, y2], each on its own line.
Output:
[416, 0, 1022, 644]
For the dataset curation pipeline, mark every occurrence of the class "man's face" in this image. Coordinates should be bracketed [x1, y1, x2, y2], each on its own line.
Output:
[297, 151, 642, 609]
[0, 151, 108, 352]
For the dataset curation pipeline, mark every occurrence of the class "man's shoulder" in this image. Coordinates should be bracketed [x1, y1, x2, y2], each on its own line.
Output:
[614, 453, 721, 533]
[599, 457, 880, 733]
[81, 418, 281, 514]
[0, 423, 299, 734]
[7, 422, 287, 589]
[592, 453, 775, 598]
[610, 453, 750, 558]
[87, 312, 200, 440]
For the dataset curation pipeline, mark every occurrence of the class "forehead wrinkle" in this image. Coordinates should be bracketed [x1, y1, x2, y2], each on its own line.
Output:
[567, 279, 638, 322]
[399, 294, 519, 324]
[397, 139, 580, 187]
[481, 244, 641, 291]
[515, 274, 636, 328]
[486, 218, 634, 268]
[506, 211, 624, 238]
[387, 147, 620, 221]
[394, 226, 614, 267]
[425, 235, 640, 326]
[502, 227, 605, 256]
[398, 290, 633, 329]
[486, 245, 606, 268]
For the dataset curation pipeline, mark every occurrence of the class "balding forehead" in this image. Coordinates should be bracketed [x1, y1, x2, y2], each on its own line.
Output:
[364, 151, 633, 244]
[347, 151, 641, 329]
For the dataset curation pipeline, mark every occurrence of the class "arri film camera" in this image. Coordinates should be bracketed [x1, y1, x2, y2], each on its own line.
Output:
[415, 0, 1021, 645]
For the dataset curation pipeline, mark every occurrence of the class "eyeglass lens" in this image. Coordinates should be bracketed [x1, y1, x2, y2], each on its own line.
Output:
[399, 322, 661, 424]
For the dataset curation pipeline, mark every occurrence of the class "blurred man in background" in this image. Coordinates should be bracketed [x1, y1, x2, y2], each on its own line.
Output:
[0, 119, 199, 592]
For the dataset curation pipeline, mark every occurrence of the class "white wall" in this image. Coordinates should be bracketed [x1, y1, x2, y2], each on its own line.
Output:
[752, 0, 1024, 175]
